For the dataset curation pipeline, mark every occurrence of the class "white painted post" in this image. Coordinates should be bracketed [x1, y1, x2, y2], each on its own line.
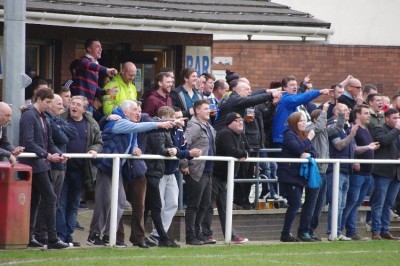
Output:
[109, 157, 120, 247]
[225, 159, 235, 244]
[331, 161, 340, 240]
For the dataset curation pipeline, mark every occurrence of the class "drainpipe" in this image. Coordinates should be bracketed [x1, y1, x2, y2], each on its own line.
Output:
[3, 0, 29, 146]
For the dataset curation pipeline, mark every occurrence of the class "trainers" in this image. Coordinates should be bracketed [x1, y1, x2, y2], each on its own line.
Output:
[350, 234, 367, 241]
[310, 233, 322, 241]
[115, 240, 128, 248]
[149, 235, 160, 245]
[87, 233, 106, 246]
[297, 233, 315, 242]
[390, 210, 399, 219]
[328, 234, 338, 241]
[159, 239, 180, 248]
[381, 232, 400, 240]
[28, 237, 44, 248]
[145, 236, 158, 247]
[69, 241, 81, 247]
[338, 234, 352, 241]
[202, 236, 217, 244]
[102, 235, 110, 246]
[281, 233, 298, 242]
[232, 236, 249, 244]
[186, 238, 204, 245]
[48, 239, 70, 249]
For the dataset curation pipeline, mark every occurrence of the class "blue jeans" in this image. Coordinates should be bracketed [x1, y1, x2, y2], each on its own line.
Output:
[56, 171, 84, 242]
[281, 183, 303, 235]
[341, 174, 372, 237]
[326, 172, 349, 235]
[370, 176, 400, 234]
[310, 173, 327, 234]
[298, 187, 320, 235]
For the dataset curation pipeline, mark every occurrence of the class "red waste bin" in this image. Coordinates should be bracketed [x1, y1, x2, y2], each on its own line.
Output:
[0, 162, 32, 249]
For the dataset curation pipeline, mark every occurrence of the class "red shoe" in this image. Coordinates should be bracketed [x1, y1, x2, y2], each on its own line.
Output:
[231, 236, 249, 244]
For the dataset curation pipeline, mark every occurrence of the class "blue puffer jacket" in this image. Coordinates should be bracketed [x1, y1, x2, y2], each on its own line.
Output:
[94, 108, 135, 177]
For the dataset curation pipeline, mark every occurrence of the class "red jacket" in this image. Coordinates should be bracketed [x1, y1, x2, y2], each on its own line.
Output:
[142, 90, 172, 117]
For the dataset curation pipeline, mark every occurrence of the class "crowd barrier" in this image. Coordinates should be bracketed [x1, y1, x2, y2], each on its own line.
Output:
[18, 153, 400, 246]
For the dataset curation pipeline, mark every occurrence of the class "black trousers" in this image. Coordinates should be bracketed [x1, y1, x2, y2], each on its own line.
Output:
[30, 171, 58, 242]
[145, 175, 169, 241]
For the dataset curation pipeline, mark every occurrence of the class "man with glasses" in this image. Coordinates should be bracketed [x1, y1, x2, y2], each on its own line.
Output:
[338, 77, 364, 122]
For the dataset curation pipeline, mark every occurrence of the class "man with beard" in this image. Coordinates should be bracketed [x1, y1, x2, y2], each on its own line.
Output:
[143, 72, 173, 117]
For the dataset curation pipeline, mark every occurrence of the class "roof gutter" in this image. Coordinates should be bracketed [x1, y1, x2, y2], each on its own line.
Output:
[0, 10, 334, 39]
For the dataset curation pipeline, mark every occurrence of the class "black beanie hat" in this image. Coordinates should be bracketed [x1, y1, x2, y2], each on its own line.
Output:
[225, 112, 242, 126]
[225, 69, 240, 84]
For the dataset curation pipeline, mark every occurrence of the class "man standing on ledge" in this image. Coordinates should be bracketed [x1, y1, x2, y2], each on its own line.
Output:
[70, 38, 118, 110]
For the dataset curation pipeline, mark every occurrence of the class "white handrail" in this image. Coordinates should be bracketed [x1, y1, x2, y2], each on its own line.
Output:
[17, 152, 400, 246]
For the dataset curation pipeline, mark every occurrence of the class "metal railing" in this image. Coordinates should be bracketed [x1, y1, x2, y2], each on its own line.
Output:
[18, 153, 400, 246]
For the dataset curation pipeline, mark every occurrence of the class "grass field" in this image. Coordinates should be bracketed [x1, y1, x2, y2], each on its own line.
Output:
[0, 241, 399, 266]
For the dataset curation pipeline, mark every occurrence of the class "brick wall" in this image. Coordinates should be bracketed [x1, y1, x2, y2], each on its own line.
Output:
[213, 41, 400, 97]
[131, 207, 372, 242]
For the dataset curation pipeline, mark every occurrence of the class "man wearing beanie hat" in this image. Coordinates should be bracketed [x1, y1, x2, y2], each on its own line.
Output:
[200, 112, 249, 244]
[225, 70, 240, 88]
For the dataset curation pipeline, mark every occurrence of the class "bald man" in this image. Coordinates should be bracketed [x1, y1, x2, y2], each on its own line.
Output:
[103, 61, 138, 115]
[0, 102, 24, 166]
[338, 77, 364, 122]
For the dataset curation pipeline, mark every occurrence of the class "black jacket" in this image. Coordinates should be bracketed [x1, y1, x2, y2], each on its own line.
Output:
[145, 128, 173, 178]
[213, 91, 273, 132]
[213, 127, 248, 181]
[372, 123, 400, 180]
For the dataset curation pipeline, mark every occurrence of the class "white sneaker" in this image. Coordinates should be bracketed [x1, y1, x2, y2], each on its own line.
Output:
[328, 234, 338, 241]
[338, 235, 352, 241]
[390, 210, 399, 218]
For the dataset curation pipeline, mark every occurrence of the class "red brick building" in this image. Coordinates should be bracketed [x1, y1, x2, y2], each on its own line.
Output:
[212, 41, 400, 96]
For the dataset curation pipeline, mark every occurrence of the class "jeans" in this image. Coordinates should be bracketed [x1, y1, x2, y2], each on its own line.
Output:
[370, 176, 400, 234]
[56, 170, 84, 242]
[281, 183, 303, 235]
[30, 171, 58, 242]
[341, 174, 372, 237]
[185, 172, 212, 240]
[298, 187, 320, 235]
[326, 172, 349, 235]
[310, 173, 327, 234]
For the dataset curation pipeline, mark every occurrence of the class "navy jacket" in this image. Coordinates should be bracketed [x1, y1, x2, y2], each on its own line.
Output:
[164, 127, 191, 175]
[45, 111, 77, 170]
[277, 128, 317, 187]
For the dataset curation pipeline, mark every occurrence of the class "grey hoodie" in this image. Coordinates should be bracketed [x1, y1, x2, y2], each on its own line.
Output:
[306, 111, 345, 173]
